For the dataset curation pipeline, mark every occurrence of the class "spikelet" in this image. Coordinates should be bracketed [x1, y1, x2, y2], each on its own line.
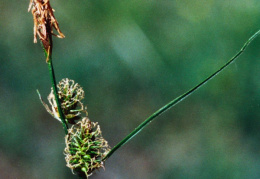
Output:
[64, 117, 110, 178]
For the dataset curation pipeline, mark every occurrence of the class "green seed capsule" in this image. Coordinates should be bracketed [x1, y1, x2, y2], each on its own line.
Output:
[71, 159, 78, 164]
[90, 146, 100, 149]
[83, 155, 91, 160]
[81, 167, 87, 173]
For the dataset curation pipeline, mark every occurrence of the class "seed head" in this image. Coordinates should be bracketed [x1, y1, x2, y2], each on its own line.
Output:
[48, 78, 87, 124]
[64, 117, 110, 178]
[39, 79, 87, 124]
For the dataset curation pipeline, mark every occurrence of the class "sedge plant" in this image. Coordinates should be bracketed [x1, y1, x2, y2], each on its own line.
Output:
[28, 0, 260, 178]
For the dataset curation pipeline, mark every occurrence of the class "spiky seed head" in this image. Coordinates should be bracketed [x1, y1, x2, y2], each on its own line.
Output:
[48, 78, 87, 124]
[64, 117, 110, 178]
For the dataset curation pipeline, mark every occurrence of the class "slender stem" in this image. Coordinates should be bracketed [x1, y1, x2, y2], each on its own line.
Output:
[103, 30, 260, 161]
[40, 33, 68, 134]
[47, 57, 68, 134]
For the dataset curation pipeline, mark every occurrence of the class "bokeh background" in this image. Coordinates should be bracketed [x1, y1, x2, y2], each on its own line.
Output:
[0, 0, 260, 178]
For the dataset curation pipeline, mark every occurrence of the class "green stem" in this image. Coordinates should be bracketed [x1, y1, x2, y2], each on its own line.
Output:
[47, 57, 68, 135]
[103, 30, 260, 161]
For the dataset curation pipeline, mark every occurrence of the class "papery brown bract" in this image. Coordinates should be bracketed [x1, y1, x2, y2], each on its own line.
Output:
[28, 0, 65, 61]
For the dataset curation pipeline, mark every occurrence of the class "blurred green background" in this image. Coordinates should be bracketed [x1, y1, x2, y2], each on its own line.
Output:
[0, 0, 260, 178]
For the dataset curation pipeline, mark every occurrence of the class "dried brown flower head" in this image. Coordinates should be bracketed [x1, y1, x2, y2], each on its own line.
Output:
[28, 0, 65, 53]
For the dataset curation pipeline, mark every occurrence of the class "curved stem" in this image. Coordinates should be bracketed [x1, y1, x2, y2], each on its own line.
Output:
[103, 30, 260, 161]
